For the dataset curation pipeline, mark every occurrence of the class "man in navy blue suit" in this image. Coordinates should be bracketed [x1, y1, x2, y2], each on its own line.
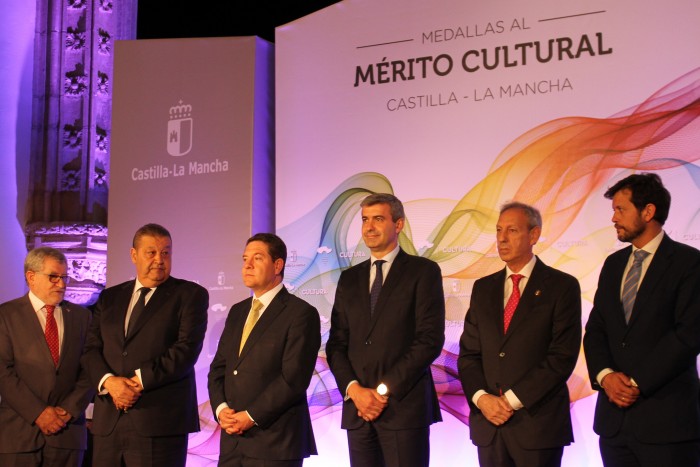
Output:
[208, 233, 320, 466]
[584, 173, 700, 466]
[459, 202, 581, 467]
[327, 193, 445, 467]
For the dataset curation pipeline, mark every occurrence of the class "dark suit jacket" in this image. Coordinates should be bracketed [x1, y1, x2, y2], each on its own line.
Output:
[326, 248, 445, 430]
[0, 296, 93, 453]
[207, 287, 320, 460]
[82, 276, 208, 437]
[584, 234, 700, 443]
[458, 258, 581, 449]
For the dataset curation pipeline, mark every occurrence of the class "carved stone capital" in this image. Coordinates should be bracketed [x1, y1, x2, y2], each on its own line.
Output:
[26, 222, 108, 305]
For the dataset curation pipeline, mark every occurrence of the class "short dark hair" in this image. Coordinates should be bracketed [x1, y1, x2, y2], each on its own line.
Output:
[133, 223, 172, 247]
[24, 247, 67, 276]
[360, 193, 405, 222]
[604, 173, 671, 225]
[500, 201, 542, 230]
[247, 233, 287, 279]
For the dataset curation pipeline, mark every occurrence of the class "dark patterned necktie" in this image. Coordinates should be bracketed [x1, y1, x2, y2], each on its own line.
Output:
[127, 287, 150, 336]
[370, 260, 386, 315]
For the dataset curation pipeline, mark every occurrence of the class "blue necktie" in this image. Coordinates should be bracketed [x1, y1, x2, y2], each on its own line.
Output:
[622, 250, 650, 323]
[370, 260, 386, 315]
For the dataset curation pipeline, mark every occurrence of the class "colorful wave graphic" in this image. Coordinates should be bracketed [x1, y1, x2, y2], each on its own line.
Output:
[188, 67, 700, 457]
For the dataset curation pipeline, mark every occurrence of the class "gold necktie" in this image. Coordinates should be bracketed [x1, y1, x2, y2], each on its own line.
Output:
[239, 299, 263, 355]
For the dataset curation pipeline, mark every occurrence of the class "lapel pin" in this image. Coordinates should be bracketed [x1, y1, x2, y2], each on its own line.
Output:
[535, 290, 541, 296]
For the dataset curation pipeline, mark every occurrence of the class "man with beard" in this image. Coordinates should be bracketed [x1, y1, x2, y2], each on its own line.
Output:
[584, 173, 700, 467]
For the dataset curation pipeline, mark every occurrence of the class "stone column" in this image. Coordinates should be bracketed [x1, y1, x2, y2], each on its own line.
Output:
[27, 0, 138, 304]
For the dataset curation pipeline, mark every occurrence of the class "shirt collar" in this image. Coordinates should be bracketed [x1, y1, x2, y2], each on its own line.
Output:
[505, 254, 537, 279]
[28, 290, 60, 313]
[254, 282, 285, 308]
[133, 279, 156, 295]
[371, 244, 400, 266]
[632, 230, 664, 256]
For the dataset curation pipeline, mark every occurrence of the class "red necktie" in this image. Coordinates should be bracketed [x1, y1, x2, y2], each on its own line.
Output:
[45, 305, 60, 367]
[503, 274, 523, 333]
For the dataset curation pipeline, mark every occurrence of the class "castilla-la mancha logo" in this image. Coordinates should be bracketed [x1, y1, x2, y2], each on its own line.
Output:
[167, 100, 193, 157]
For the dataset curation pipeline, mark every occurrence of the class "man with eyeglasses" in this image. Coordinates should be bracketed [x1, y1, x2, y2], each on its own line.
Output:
[0, 247, 94, 466]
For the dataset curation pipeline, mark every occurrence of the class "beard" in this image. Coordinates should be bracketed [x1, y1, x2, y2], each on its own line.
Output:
[616, 220, 645, 243]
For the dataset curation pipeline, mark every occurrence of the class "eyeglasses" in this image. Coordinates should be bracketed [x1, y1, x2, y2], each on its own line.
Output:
[37, 273, 71, 285]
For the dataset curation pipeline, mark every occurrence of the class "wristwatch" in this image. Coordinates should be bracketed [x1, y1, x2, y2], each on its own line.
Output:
[377, 383, 389, 396]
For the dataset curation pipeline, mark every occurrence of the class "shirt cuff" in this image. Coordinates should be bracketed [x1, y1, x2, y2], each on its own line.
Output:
[344, 380, 359, 401]
[504, 389, 523, 410]
[596, 368, 615, 387]
[98, 373, 114, 394]
[245, 410, 256, 425]
[472, 389, 488, 407]
[134, 369, 144, 389]
[215, 403, 229, 420]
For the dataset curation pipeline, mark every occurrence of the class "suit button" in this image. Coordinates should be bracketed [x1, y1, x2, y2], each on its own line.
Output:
[122, 351, 128, 357]
[233, 370, 238, 375]
[365, 340, 371, 345]
[499, 352, 505, 357]
[621, 342, 626, 348]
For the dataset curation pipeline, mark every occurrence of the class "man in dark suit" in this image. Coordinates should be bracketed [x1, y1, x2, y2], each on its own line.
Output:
[82, 223, 209, 467]
[208, 233, 320, 466]
[584, 173, 700, 467]
[0, 247, 93, 466]
[458, 202, 582, 467]
[326, 193, 445, 467]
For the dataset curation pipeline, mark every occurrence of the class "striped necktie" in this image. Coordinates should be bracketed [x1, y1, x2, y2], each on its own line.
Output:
[622, 249, 650, 323]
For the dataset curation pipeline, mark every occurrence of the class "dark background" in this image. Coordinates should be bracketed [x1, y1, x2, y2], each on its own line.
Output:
[137, 1, 341, 42]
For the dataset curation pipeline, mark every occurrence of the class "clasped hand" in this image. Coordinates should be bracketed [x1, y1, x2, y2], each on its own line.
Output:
[104, 375, 142, 411]
[477, 394, 514, 426]
[348, 385, 388, 422]
[35, 406, 71, 435]
[601, 372, 639, 408]
[218, 408, 255, 435]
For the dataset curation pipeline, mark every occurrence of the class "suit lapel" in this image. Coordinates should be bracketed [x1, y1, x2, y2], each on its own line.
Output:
[359, 260, 371, 316]
[351, 260, 371, 337]
[367, 251, 406, 334]
[22, 296, 55, 368]
[237, 289, 288, 363]
[115, 281, 134, 342]
[628, 236, 672, 327]
[59, 301, 74, 368]
[487, 269, 507, 337]
[504, 259, 547, 339]
[126, 278, 173, 340]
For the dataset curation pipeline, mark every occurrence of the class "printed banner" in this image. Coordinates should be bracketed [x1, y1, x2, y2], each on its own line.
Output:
[108, 37, 274, 446]
[275, 1, 700, 465]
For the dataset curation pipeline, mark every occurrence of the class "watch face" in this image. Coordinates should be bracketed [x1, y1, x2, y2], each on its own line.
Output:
[377, 383, 388, 396]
